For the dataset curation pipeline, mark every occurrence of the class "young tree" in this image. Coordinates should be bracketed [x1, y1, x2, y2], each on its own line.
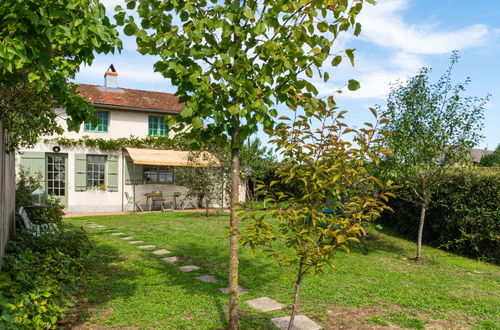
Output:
[242, 106, 395, 329]
[175, 147, 230, 216]
[0, 0, 121, 151]
[118, 0, 371, 326]
[380, 52, 487, 260]
[479, 145, 500, 167]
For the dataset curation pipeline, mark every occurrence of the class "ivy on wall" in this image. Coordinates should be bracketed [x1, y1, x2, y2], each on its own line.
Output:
[43, 135, 190, 151]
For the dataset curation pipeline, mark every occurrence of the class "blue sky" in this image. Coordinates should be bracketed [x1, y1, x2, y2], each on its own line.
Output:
[75, 0, 500, 150]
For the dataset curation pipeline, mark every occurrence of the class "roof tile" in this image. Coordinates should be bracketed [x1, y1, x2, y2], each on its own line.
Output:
[77, 84, 183, 112]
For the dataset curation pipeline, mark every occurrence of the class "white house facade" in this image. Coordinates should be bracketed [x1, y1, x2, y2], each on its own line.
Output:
[17, 65, 243, 213]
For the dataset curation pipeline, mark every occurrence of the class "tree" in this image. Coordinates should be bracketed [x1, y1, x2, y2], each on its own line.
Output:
[118, 0, 370, 326]
[240, 138, 278, 203]
[175, 146, 230, 216]
[0, 0, 121, 151]
[241, 106, 395, 329]
[380, 52, 487, 260]
[479, 145, 500, 167]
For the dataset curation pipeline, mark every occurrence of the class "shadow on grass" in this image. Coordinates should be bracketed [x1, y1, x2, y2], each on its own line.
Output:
[60, 242, 141, 328]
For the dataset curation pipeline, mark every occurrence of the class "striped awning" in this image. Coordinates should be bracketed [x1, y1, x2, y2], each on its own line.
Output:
[124, 147, 220, 167]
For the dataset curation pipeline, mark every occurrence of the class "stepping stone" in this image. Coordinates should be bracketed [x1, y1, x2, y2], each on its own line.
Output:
[219, 286, 248, 294]
[128, 241, 144, 244]
[245, 297, 284, 312]
[110, 232, 125, 236]
[271, 315, 321, 330]
[179, 265, 200, 272]
[121, 236, 134, 240]
[161, 256, 179, 264]
[137, 245, 156, 249]
[194, 275, 218, 283]
[152, 249, 171, 255]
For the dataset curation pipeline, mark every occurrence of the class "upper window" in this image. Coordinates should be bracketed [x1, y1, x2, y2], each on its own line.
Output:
[86, 155, 107, 188]
[85, 111, 109, 132]
[148, 115, 168, 136]
[143, 165, 173, 184]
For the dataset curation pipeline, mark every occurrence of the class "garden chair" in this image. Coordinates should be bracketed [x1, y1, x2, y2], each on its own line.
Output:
[124, 192, 144, 212]
[18, 207, 58, 236]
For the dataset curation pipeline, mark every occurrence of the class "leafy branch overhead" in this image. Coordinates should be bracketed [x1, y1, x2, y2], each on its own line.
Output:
[0, 0, 121, 151]
[117, 0, 365, 146]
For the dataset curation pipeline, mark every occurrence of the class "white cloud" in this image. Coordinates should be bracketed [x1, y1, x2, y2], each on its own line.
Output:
[358, 0, 490, 54]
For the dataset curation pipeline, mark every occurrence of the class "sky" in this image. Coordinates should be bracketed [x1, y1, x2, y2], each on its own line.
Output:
[75, 0, 500, 150]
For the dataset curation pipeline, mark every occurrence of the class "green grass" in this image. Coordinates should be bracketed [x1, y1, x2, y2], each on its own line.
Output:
[64, 212, 500, 329]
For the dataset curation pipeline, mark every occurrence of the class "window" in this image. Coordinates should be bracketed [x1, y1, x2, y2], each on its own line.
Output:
[85, 111, 109, 132]
[143, 165, 173, 184]
[86, 155, 107, 188]
[148, 115, 168, 136]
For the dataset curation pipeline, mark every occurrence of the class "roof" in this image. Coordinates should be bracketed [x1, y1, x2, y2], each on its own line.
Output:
[125, 148, 220, 167]
[77, 84, 183, 113]
[471, 148, 494, 163]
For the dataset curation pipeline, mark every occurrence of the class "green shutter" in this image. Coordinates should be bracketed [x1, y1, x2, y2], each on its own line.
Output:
[19, 152, 46, 187]
[125, 157, 143, 185]
[75, 154, 87, 191]
[107, 155, 119, 192]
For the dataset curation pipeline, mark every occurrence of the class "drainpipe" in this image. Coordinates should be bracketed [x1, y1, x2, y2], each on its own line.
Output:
[133, 162, 136, 212]
[121, 151, 124, 211]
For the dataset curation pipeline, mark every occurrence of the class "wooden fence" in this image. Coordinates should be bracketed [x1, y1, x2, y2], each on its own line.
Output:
[0, 121, 16, 270]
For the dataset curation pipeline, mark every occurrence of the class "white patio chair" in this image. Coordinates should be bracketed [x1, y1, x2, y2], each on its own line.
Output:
[18, 207, 58, 236]
[124, 192, 144, 212]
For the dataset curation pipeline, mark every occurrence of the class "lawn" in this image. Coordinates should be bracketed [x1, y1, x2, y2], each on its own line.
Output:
[63, 212, 499, 329]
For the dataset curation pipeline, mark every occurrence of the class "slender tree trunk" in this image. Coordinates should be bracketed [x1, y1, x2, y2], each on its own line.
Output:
[229, 125, 240, 330]
[416, 196, 428, 260]
[288, 260, 305, 330]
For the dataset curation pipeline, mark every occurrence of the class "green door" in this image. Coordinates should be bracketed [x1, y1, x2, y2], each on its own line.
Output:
[46, 153, 68, 206]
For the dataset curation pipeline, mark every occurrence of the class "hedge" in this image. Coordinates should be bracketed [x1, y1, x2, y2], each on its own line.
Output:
[377, 170, 500, 263]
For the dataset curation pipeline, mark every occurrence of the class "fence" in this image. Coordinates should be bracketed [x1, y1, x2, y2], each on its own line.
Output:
[0, 121, 16, 270]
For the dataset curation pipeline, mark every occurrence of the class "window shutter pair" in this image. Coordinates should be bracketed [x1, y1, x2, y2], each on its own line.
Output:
[74, 154, 118, 192]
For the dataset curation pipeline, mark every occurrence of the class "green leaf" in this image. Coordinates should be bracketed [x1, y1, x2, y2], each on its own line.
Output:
[354, 23, 362, 36]
[323, 72, 329, 82]
[331, 55, 342, 67]
[347, 79, 360, 91]
[243, 8, 254, 20]
[192, 117, 204, 129]
[345, 48, 355, 66]
[305, 67, 313, 78]
[123, 24, 136, 36]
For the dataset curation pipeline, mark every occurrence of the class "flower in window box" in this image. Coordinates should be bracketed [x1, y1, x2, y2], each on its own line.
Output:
[99, 184, 106, 190]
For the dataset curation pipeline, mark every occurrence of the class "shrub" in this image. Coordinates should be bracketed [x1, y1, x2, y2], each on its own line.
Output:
[16, 168, 64, 224]
[378, 171, 500, 263]
[0, 225, 91, 328]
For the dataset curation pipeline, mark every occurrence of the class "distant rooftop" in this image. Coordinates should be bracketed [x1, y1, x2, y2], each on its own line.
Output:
[471, 148, 494, 163]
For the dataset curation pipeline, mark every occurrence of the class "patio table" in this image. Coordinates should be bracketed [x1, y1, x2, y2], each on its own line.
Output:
[144, 192, 163, 211]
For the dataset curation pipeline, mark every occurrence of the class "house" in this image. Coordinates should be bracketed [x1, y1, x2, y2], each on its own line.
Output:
[17, 65, 240, 213]
[470, 148, 494, 165]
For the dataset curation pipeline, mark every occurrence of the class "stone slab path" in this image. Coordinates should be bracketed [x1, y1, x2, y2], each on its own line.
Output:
[271, 315, 321, 330]
[152, 249, 171, 255]
[161, 257, 179, 264]
[121, 236, 134, 240]
[128, 241, 144, 244]
[245, 297, 284, 312]
[110, 232, 125, 236]
[194, 275, 218, 283]
[219, 286, 248, 294]
[137, 245, 156, 249]
[179, 265, 200, 272]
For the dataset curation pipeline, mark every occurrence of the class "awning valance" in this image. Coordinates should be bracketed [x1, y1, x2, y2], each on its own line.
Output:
[124, 147, 220, 167]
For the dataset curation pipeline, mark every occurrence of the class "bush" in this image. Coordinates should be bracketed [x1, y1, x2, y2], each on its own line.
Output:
[16, 168, 64, 224]
[378, 171, 500, 263]
[0, 225, 91, 329]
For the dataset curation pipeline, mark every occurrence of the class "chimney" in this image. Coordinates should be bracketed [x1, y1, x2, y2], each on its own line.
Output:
[104, 64, 118, 89]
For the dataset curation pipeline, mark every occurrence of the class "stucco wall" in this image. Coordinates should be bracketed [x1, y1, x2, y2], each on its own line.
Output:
[0, 122, 16, 270]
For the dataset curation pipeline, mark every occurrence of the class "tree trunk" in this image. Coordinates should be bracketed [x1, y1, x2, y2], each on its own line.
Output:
[416, 197, 428, 260]
[288, 261, 305, 330]
[228, 125, 240, 330]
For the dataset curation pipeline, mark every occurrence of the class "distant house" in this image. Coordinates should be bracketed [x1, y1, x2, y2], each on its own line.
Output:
[470, 148, 494, 165]
[17, 65, 241, 213]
